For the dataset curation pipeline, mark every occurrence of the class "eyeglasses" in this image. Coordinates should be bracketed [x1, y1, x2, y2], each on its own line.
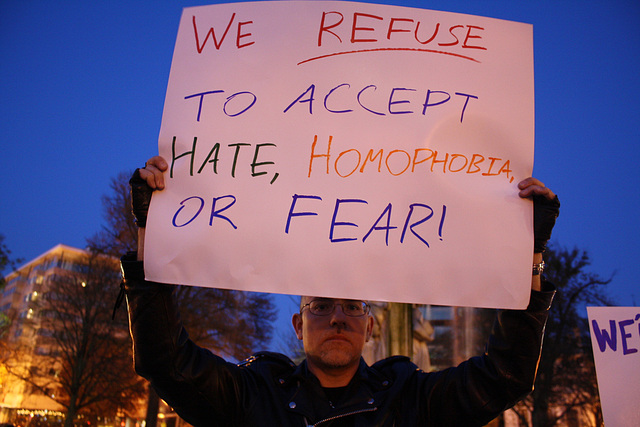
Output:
[301, 299, 370, 317]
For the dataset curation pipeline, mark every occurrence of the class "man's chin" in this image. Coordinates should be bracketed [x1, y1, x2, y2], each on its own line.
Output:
[320, 356, 356, 370]
[318, 345, 358, 368]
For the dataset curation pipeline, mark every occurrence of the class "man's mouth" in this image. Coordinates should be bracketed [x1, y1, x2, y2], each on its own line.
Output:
[325, 334, 349, 343]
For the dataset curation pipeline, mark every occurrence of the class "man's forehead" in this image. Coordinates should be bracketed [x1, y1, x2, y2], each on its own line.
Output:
[300, 296, 369, 305]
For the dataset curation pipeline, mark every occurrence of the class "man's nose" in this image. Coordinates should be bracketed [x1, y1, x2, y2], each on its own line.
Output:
[329, 304, 348, 326]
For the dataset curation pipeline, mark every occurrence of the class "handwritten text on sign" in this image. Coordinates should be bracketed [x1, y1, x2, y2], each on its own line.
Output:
[587, 307, 640, 427]
[144, 1, 535, 308]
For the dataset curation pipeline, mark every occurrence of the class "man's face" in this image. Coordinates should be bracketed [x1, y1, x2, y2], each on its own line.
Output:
[292, 297, 374, 376]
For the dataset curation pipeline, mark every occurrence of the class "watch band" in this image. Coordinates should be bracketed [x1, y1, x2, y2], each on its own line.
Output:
[532, 260, 546, 276]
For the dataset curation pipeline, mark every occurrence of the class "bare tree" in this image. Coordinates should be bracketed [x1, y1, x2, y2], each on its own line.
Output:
[511, 244, 612, 426]
[1, 235, 22, 368]
[0, 234, 23, 286]
[5, 251, 146, 427]
[87, 171, 138, 257]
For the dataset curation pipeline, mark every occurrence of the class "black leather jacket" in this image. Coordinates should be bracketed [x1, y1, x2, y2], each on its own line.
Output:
[122, 253, 554, 427]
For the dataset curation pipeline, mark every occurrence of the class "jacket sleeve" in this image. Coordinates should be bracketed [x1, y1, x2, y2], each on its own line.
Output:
[419, 284, 555, 426]
[121, 252, 249, 426]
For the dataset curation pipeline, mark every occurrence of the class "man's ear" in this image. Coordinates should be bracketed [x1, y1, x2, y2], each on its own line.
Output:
[292, 313, 303, 340]
[365, 315, 374, 342]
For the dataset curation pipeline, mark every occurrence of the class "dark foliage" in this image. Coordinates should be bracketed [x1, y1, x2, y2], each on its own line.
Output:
[512, 245, 612, 427]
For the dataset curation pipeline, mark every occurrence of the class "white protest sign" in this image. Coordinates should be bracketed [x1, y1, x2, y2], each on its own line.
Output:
[587, 306, 640, 427]
[145, 1, 535, 308]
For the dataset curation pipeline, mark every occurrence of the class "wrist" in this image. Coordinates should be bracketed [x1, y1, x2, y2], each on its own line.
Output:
[137, 228, 145, 261]
[531, 253, 544, 292]
[532, 260, 545, 276]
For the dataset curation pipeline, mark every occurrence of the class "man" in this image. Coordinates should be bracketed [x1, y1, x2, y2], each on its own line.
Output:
[122, 156, 559, 426]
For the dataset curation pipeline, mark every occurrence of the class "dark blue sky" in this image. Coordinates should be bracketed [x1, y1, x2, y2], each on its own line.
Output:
[2, 0, 639, 311]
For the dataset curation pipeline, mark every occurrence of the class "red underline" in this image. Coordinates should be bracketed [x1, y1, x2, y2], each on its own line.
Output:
[297, 47, 480, 65]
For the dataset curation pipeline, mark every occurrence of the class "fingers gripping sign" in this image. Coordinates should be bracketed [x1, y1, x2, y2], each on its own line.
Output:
[129, 157, 169, 228]
[140, 156, 168, 190]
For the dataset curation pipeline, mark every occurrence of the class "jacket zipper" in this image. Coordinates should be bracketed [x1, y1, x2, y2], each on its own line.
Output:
[309, 406, 378, 426]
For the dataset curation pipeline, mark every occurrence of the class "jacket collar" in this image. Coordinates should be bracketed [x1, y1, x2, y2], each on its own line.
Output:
[281, 358, 389, 423]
